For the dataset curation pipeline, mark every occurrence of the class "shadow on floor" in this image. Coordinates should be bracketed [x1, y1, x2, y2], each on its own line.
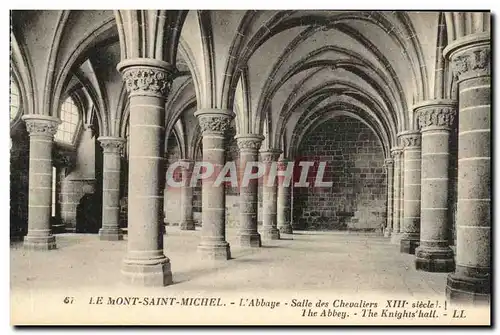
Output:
[10, 234, 105, 250]
[172, 266, 227, 284]
[291, 231, 342, 236]
[172, 257, 272, 284]
[55, 234, 104, 249]
[259, 245, 284, 249]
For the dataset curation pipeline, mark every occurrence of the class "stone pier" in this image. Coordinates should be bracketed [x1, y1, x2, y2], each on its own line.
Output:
[414, 100, 456, 272]
[117, 58, 173, 286]
[179, 159, 195, 230]
[444, 32, 491, 304]
[384, 158, 394, 237]
[98, 136, 126, 241]
[22, 115, 61, 250]
[260, 149, 282, 240]
[235, 134, 264, 247]
[390, 147, 403, 244]
[277, 158, 293, 235]
[195, 108, 234, 260]
[399, 131, 422, 254]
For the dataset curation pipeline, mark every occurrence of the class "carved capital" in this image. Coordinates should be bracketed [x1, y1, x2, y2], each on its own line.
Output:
[117, 59, 175, 97]
[415, 100, 457, 130]
[98, 137, 126, 155]
[444, 33, 491, 82]
[121, 67, 172, 96]
[399, 131, 421, 148]
[235, 134, 265, 151]
[195, 109, 235, 135]
[260, 149, 282, 163]
[451, 47, 490, 81]
[198, 115, 232, 134]
[22, 115, 60, 137]
[390, 147, 403, 159]
[384, 158, 394, 167]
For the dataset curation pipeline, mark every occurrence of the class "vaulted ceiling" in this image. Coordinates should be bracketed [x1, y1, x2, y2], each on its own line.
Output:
[10, 10, 490, 158]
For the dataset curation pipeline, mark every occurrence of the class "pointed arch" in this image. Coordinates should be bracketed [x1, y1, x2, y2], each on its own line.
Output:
[10, 32, 36, 117]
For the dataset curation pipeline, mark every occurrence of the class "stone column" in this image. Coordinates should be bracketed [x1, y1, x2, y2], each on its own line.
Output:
[179, 159, 195, 230]
[390, 147, 403, 244]
[384, 158, 394, 237]
[195, 108, 234, 260]
[277, 158, 293, 235]
[117, 58, 174, 286]
[260, 149, 282, 240]
[22, 115, 60, 250]
[98, 136, 126, 241]
[444, 33, 490, 304]
[414, 100, 457, 272]
[399, 147, 405, 238]
[235, 134, 264, 247]
[399, 131, 422, 254]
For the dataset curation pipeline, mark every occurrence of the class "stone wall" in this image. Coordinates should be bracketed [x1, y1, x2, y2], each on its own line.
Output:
[59, 176, 96, 232]
[58, 128, 99, 232]
[162, 118, 388, 232]
[293, 116, 387, 231]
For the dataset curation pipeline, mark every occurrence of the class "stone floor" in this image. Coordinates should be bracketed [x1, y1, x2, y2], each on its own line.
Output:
[10, 227, 448, 295]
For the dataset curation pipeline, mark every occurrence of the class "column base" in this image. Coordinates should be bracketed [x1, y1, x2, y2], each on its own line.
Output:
[24, 234, 56, 251]
[446, 273, 490, 306]
[10, 235, 24, 242]
[198, 241, 231, 260]
[383, 228, 392, 237]
[122, 257, 173, 287]
[179, 220, 196, 231]
[400, 238, 419, 254]
[390, 232, 402, 244]
[52, 224, 66, 234]
[99, 228, 124, 241]
[261, 227, 280, 240]
[238, 233, 262, 248]
[415, 246, 455, 273]
[278, 225, 293, 234]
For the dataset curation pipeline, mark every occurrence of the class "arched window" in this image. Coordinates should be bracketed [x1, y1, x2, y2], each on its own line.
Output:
[10, 78, 21, 121]
[55, 96, 80, 144]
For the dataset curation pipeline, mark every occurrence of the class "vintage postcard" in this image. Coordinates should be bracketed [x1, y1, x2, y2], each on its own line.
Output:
[9, 9, 491, 326]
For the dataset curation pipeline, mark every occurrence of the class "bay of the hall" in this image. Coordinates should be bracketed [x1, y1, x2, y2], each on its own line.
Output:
[10, 10, 491, 306]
